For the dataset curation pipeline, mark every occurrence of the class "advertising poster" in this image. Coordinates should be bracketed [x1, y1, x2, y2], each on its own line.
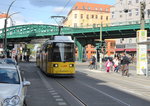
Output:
[136, 30, 147, 75]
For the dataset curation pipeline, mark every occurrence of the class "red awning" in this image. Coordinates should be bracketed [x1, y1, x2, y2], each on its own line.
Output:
[115, 48, 125, 51]
[125, 48, 136, 52]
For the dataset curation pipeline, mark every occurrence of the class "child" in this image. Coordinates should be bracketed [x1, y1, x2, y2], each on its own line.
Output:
[105, 59, 112, 72]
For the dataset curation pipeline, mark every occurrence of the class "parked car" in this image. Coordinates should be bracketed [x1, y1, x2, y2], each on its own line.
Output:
[0, 64, 30, 106]
[3, 58, 18, 65]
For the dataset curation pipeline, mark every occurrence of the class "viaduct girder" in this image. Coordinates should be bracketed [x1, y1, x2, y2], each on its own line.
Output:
[0, 21, 150, 43]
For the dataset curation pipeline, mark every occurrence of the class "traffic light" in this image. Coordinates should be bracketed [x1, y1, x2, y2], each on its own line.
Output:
[140, 1, 146, 20]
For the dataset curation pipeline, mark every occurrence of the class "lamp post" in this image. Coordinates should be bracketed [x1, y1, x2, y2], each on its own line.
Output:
[3, 0, 16, 57]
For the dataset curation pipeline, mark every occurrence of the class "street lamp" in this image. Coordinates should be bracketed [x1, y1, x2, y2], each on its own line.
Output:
[3, 0, 16, 57]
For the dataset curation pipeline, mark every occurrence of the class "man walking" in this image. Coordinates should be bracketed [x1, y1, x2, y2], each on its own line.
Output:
[121, 53, 130, 77]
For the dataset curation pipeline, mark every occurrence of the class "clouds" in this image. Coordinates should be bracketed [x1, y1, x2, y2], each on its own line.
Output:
[11, 14, 45, 25]
[29, 0, 75, 7]
[28, 0, 114, 8]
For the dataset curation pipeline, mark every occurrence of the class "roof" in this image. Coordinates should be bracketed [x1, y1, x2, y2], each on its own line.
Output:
[0, 14, 8, 19]
[72, 2, 112, 12]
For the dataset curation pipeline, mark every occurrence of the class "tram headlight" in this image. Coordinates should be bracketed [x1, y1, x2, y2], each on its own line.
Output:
[53, 64, 58, 67]
[69, 64, 74, 67]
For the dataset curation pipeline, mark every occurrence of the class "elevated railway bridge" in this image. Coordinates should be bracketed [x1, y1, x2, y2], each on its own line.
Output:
[0, 20, 150, 61]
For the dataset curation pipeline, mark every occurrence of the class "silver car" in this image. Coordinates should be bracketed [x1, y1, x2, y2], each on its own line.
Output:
[0, 64, 30, 106]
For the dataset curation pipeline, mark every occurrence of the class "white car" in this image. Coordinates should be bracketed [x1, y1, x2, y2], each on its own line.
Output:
[0, 64, 30, 106]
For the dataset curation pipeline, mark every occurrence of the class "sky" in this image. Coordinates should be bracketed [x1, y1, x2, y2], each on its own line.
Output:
[0, 0, 115, 25]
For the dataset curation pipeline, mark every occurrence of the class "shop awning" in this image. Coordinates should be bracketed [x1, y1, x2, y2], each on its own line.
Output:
[115, 48, 125, 51]
[125, 48, 136, 52]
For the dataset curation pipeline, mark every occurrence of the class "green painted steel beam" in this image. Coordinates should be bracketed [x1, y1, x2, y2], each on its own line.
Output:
[0, 20, 150, 39]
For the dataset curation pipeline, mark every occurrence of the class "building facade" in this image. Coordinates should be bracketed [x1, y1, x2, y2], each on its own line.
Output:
[64, 2, 111, 28]
[0, 13, 11, 29]
[0, 13, 12, 54]
[64, 2, 113, 60]
[110, 0, 150, 55]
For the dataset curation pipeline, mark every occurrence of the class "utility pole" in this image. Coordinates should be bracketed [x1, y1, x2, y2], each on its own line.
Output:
[3, 0, 16, 57]
[140, 1, 146, 30]
[99, 23, 102, 71]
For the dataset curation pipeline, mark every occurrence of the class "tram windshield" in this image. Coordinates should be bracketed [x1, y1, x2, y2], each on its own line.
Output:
[52, 43, 75, 62]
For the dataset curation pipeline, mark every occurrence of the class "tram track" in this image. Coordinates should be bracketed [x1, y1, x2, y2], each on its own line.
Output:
[54, 78, 88, 106]
[54, 78, 130, 106]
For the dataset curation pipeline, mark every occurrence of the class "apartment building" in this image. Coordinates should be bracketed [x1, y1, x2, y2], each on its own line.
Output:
[64, 2, 114, 59]
[64, 2, 111, 28]
[110, 0, 150, 56]
[0, 13, 12, 52]
[0, 13, 11, 29]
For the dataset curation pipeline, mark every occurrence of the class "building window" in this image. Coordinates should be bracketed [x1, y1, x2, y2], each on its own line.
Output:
[148, 9, 150, 18]
[82, 6, 85, 9]
[91, 15, 94, 19]
[86, 15, 89, 19]
[101, 16, 103, 20]
[129, 10, 132, 16]
[95, 7, 98, 10]
[136, 0, 139, 3]
[95, 15, 98, 19]
[100, 8, 102, 11]
[75, 6, 78, 9]
[74, 14, 77, 19]
[128, 1, 132, 5]
[106, 16, 108, 20]
[135, 9, 139, 16]
[93, 24, 96, 28]
[74, 23, 77, 28]
[81, 14, 83, 19]
[112, 12, 115, 18]
[106, 8, 108, 12]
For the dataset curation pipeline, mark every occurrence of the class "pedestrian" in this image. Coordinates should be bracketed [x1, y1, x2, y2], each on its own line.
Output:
[121, 53, 131, 77]
[91, 56, 96, 69]
[105, 59, 112, 72]
[113, 57, 119, 72]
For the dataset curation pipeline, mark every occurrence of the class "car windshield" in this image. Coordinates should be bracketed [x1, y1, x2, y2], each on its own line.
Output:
[4, 58, 16, 65]
[0, 68, 20, 84]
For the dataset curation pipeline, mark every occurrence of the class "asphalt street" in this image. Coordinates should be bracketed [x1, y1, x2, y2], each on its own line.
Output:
[20, 62, 150, 106]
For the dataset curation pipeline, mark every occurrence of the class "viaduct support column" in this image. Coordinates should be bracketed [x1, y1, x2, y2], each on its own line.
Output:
[75, 38, 84, 62]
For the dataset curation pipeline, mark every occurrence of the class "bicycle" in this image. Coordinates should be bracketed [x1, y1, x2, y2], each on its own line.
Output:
[88, 62, 97, 70]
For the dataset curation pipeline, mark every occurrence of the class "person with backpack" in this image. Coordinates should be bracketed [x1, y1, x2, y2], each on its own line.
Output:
[121, 53, 130, 77]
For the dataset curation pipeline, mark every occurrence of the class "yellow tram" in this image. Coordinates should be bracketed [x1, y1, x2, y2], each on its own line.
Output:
[36, 36, 75, 76]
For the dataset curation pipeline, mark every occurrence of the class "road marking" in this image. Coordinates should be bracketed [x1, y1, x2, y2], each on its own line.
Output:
[58, 102, 67, 105]
[53, 95, 61, 98]
[51, 92, 58, 95]
[36, 70, 68, 105]
[56, 98, 64, 101]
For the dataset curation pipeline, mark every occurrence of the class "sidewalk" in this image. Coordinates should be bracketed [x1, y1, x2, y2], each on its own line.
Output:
[76, 62, 150, 78]
[76, 62, 150, 101]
